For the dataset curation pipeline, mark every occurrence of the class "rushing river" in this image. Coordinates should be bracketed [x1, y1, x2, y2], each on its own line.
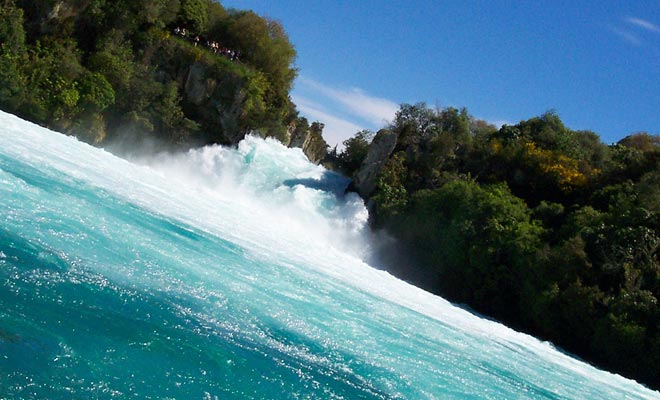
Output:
[0, 111, 657, 399]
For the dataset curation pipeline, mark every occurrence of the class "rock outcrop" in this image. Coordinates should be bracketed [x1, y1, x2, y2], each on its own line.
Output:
[19, 0, 81, 36]
[288, 121, 328, 164]
[180, 62, 332, 164]
[182, 62, 247, 145]
[353, 128, 398, 197]
[184, 63, 216, 106]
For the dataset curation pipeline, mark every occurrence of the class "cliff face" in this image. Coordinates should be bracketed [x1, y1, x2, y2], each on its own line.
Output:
[181, 63, 330, 164]
[182, 62, 248, 145]
[287, 121, 329, 164]
[353, 129, 398, 197]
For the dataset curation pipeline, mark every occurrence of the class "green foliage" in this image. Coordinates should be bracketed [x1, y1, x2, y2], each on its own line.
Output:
[473, 113, 613, 205]
[142, 0, 180, 28]
[574, 130, 610, 171]
[205, 1, 228, 35]
[0, 0, 303, 146]
[223, 10, 297, 134]
[151, 80, 199, 143]
[437, 106, 471, 144]
[538, 280, 605, 350]
[618, 132, 660, 152]
[0, 0, 26, 53]
[398, 179, 543, 319]
[360, 103, 660, 388]
[240, 69, 268, 125]
[179, 0, 209, 33]
[336, 129, 373, 177]
[0, 0, 28, 109]
[532, 200, 564, 240]
[87, 31, 134, 103]
[637, 170, 660, 212]
[0, 51, 27, 110]
[391, 102, 436, 152]
[79, 72, 115, 111]
[378, 103, 490, 191]
[372, 151, 408, 222]
[19, 39, 86, 124]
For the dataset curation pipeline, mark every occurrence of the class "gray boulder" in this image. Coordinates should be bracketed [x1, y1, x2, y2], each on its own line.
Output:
[353, 129, 398, 197]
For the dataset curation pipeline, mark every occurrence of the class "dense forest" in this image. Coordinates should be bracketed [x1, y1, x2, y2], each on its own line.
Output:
[0, 0, 327, 160]
[333, 104, 660, 390]
[2, 0, 659, 392]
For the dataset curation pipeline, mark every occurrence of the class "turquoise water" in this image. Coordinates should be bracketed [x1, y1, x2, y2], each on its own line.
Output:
[0, 111, 658, 399]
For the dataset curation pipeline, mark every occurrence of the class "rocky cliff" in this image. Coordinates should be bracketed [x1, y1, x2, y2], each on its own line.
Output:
[352, 129, 398, 197]
[286, 120, 329, 164]
[182, 62, 248, 145]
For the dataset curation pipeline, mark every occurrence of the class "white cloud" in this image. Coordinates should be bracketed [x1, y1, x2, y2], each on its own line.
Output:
[612, 28, 642, 46]
[297, 76, 399, 126]
[292, 76, 512, 147]
[293, 95, 364, 148]
[290, 76, 401, 148]
[626, 17, 660, 33]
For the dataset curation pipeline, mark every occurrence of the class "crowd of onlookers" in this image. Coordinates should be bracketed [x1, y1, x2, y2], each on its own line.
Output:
[173, 27, 240, 61]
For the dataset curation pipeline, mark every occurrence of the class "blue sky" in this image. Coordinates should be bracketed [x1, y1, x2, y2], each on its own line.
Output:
[222, 1, 660, 147]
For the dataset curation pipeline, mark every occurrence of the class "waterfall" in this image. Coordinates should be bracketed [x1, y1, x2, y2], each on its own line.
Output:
[0, 111, 657, 399]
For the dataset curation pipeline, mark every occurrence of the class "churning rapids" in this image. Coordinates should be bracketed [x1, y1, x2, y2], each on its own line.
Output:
[0, 110, 658, 399]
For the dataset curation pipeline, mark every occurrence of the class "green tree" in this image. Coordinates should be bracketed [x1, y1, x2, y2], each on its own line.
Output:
[87, 31, 134, 108]
[226, 11, 296, 95]
[205, 1, 228, 37]
[390, 103, 436, 153]
[337, 129, 373, 177]
[78, 71, 115, 112]
[20, 38, 86, 125]
[142, 0, 181, 28]
[0, 0, 28, 110]
[397, 179, 543, 318]
[436, 106, 471, 144]
[372, 151, 409, 223]
[219, 11, 297, 135]
[179, 0, 209, 33]
[0, 0, 26, 53]
[543, 280, 605, 350]
[517, 111, 577, 156]
[618, 132, 660, 152]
